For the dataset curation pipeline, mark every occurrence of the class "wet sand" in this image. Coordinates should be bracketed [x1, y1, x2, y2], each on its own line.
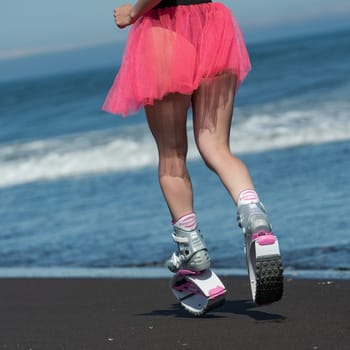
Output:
[0, 277, 348, 349]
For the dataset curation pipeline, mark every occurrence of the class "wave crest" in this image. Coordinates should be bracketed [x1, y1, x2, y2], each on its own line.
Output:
[1, 103, 349, 188]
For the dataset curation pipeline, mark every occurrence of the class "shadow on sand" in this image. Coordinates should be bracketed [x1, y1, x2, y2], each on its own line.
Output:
[138, 299, 286, 321]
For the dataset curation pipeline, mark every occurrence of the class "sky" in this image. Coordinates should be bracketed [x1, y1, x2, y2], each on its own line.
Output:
[0, 0, 350, 63]
[2, 0, 350, 59]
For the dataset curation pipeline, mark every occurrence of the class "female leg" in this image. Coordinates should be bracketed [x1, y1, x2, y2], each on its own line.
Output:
[192, 72, 283, 304]
[192, 72, 271, 234]
[145, 93, 211, 272]
[145, 93, 193, 221]
[192, 72, 255, 202]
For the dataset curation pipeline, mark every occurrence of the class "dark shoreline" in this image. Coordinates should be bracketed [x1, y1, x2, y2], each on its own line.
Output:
[0, 277, 349, 349]
[0, 266, 349, 280]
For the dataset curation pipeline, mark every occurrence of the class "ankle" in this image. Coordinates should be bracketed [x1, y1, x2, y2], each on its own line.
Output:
[238, 189, 260, 207]
[173, 212, 197, 231]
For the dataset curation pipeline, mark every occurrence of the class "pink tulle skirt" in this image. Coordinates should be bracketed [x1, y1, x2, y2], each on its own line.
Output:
[102, 2, 251, 116]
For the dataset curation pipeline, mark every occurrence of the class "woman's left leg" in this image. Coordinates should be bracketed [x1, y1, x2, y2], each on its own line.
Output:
[145, 93, 193, 222]
[145, 93, 211, 272]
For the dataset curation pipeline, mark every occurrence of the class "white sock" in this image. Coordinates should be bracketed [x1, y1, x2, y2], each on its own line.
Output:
[173, 213, 197, 231]
[238, 189, 260, 206]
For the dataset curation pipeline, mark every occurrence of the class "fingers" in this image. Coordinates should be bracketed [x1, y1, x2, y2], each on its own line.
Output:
[113, 5, 132, 29]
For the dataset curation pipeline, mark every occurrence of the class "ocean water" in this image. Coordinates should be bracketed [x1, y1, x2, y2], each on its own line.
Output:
[0, 28, 349, 279]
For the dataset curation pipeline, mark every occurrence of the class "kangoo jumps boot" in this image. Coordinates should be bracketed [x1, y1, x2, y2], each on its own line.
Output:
[237, 201, 284, 305]
[167, 226, 211, 273]
[168, 226, 226, 316]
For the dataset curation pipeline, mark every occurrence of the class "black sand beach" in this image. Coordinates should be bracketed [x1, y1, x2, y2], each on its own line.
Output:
[0, 277, 349, 349]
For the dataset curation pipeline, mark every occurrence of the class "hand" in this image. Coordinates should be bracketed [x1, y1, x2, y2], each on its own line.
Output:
[114, 4, 134, 29]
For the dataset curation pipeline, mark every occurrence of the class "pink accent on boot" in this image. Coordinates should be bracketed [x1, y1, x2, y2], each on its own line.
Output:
[176, 269, 201, 277]
[252, 231, 276, 245]
[173, 281, 202, 295]
[209, 286, 226, 300]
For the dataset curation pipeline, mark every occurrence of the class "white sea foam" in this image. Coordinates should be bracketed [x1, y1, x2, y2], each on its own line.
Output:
[1, 103, 349, 188]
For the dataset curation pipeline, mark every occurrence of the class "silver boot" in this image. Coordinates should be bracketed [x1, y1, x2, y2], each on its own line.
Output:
[237, 202, 283, 305]
[167, 226, 211, 273]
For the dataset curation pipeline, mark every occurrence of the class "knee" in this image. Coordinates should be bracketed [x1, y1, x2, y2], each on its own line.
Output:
[197, 145, 220, 173]
[158, 154, 188, 178]
[156, 136, 188, 170]
[199, 151, 216, 173]
[197, 140, 231, 173]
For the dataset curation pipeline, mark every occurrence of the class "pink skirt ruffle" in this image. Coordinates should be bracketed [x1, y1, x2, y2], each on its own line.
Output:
[102, 2, 251, 116]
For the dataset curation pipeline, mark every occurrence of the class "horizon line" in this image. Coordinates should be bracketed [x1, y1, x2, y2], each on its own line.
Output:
[0, 24, 349, 63]
[0, 39, 123, 62]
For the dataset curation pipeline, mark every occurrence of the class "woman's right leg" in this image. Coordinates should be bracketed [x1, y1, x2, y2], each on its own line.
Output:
[191, 72, 275, 242]
[192, 73, 283, 303]
[191, 72, 255, 203]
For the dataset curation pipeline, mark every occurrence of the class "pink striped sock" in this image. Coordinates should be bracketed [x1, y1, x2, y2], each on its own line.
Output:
[238, 189, 260, 206]
[173, 213, 197, 231]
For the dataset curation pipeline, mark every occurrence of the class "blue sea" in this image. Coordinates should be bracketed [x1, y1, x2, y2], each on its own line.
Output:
[0, 28, 349, 279]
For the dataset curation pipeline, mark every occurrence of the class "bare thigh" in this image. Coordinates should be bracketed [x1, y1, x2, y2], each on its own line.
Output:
[144, 93, 193, 220]
[145, 93, 191, 165]
[192, 72, 236, 164]
[191, 72, 254, 202]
